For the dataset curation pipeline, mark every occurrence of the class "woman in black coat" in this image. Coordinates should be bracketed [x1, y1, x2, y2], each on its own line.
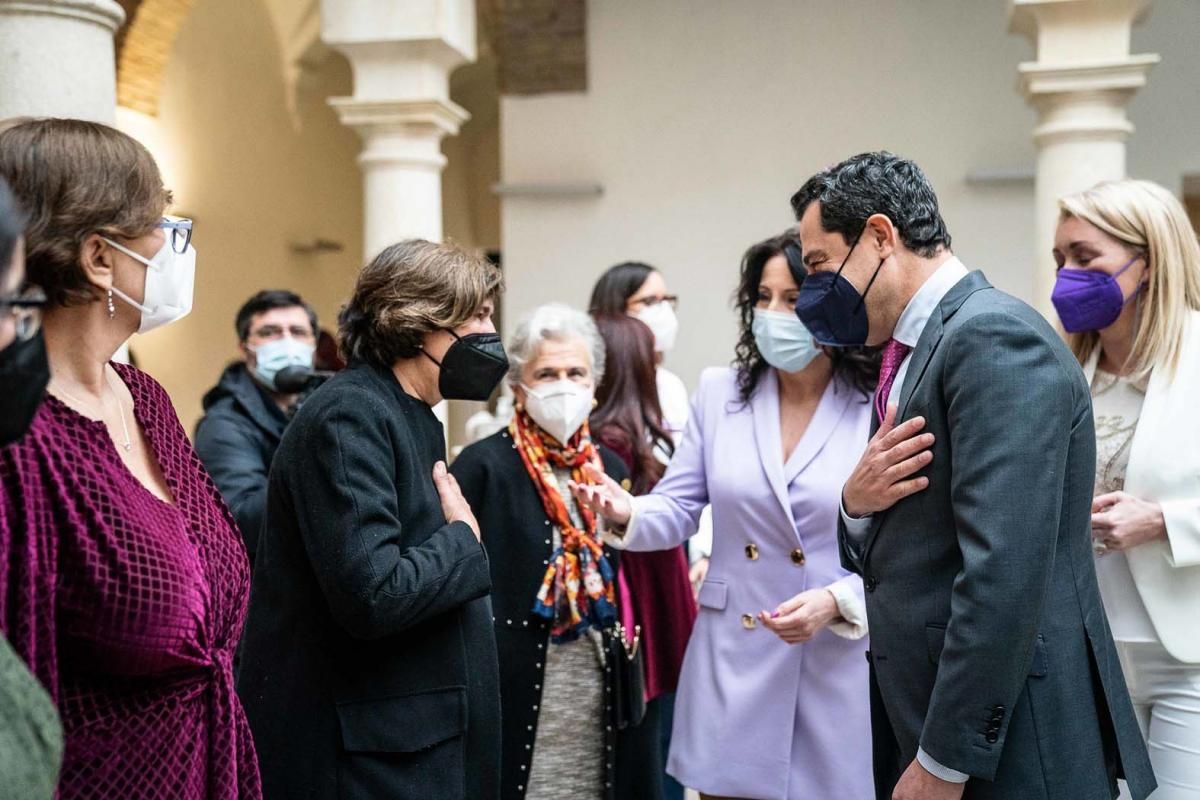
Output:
[453, 303, 664, 800]
[237, 240, 508, 800]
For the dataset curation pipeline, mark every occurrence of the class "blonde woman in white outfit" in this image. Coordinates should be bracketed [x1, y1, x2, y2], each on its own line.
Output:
[1050, 179, 1200, 799]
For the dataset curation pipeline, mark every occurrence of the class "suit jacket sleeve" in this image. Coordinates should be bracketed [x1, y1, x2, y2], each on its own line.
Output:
[1162, 498, 1200, 568]
[289, 398, 491, 640]
[919, 312, 1078, 779]
[620, 376, 710, 552]
[194, 412, 268, 561]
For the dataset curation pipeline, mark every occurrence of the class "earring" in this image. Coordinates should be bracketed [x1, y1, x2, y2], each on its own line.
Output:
[106, 289, 116, 319]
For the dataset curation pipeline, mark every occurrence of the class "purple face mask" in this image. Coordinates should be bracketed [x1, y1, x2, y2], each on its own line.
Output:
[1051, 256, 1144, 333]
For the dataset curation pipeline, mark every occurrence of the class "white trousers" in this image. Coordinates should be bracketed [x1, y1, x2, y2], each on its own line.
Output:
[1117, 640, 1200, 799]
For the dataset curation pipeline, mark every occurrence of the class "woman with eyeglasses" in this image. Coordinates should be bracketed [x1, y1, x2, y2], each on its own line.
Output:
[0, 176, 62, 800]
[1050, 180, 1200, 799]
[589, 263, 707, 800]
[0, 119, 260, 799]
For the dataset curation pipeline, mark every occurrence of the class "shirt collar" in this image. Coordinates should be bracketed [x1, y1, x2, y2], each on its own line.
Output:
[891, 256, 969, 348]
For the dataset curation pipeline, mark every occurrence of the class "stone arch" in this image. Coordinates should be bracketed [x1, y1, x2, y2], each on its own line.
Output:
[115, 0, 196, 115]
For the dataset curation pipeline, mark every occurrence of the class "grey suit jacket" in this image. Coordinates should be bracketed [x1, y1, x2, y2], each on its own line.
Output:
[840, 272, 1155, 800]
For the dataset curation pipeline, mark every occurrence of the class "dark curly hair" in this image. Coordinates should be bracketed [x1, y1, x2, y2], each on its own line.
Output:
[789, 151, 951, 258]
[733, 231, 879, 405]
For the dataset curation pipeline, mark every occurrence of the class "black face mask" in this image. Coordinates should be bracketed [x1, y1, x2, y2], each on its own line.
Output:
[0, 330, 49, 445]
[424, 331, 509, 402]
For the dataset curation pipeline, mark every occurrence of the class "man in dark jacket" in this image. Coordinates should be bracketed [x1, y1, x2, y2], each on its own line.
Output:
[793, 153, 1155, 800]
[194, 289, 318, 565]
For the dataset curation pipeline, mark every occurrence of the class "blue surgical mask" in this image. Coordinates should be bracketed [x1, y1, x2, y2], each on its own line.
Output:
[752, 308, 820, 373]
[251, 337, 315, 392]
[794, 229, 885, 347]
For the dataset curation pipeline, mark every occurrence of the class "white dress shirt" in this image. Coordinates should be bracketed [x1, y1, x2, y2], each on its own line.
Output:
[841, 256, 972, 783]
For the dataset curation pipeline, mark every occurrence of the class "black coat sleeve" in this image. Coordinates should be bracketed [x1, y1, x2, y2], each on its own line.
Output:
[194, 410, 268, 560]
[287, 396, 492, 640]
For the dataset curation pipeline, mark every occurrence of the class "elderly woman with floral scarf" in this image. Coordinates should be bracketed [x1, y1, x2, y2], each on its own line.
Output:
[452, 303, 662, 800]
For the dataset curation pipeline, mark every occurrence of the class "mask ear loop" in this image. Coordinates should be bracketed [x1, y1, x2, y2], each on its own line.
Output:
[418, 330, 461, 369]
[837, 226, 884, 316]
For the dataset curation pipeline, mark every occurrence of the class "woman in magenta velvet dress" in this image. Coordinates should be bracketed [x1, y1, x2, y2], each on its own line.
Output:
[0, 119, 260, 798]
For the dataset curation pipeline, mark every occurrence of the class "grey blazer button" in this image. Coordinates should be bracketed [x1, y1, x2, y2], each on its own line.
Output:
[865, 576, 879, 592]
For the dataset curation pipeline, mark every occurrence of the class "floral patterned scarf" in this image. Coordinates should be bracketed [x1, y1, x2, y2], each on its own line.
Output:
[509, 409, 617, 642]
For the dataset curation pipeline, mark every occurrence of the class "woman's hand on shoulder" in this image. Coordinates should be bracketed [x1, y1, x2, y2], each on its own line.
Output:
[760, 588, 839, 645]
[433, 461, 481, 541]
[568, 464, 633, 527]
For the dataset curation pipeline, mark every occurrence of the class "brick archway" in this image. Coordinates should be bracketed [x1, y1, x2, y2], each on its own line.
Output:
[115, 0, 196, 116]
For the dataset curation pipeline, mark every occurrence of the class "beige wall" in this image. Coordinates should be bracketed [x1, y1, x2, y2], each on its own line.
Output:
[499, 0, 1200, 395]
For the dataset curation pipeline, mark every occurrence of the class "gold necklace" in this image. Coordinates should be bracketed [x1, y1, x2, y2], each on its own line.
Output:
[52, 370, 133, 452]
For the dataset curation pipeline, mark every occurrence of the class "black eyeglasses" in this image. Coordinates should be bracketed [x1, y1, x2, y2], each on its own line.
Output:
[0, 285, 47, 342]
[160, 217, 193, 254]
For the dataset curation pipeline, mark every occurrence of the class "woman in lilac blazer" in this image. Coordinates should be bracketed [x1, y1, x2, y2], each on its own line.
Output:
[575, 233, 879, 799]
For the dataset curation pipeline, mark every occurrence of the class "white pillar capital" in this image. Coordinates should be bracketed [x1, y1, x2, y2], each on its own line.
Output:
[321, 0, 475, 260]
[0, 0, 123, 31]
[1010, 0, 1152, 60]
[1007, 0, 1158, 316]
[1018, 55, 1159, 146]
[0, 0, 124, 123]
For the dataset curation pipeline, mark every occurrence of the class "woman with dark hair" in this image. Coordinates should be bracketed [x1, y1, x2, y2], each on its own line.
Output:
[572, 233, 879, 799]
[239, 239, 506, 800]
[589, 261, 689, 437]
[590, 314, 696, 800]
[0, 118, 259, 799]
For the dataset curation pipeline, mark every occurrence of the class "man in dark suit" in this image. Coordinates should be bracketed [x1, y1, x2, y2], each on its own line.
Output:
[791, 152, 1155, 800]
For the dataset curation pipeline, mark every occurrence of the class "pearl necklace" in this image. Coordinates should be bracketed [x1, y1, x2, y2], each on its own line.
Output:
[52, 370, 133, 452]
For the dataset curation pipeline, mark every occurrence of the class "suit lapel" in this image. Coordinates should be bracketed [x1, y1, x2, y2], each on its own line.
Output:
[862, 270, 993, 564]
[895, 315, 945, 422]
[751, 371, 797, 529]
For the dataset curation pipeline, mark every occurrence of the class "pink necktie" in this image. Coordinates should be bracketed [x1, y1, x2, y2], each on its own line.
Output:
[875, 338, 912, 423]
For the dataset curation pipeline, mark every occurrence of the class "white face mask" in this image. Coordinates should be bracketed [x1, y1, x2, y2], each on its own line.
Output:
[752, 308, 820, 373]
[635, 302, 679, 353]
[521, 379, 594, 445]
[104, 230, 197, 334]
[251, 337, 315, 392]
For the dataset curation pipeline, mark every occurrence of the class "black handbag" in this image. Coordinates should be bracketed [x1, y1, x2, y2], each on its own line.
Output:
[609, 622, 646, 730]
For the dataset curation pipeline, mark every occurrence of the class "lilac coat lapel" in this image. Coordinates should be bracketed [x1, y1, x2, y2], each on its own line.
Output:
[751, 369, 856, 538]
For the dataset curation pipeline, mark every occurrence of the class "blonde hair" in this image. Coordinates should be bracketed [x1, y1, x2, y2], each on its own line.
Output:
[1058, 179, 1200, 380]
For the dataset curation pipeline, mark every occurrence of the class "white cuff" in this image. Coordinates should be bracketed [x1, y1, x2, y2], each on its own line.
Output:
[825, 579, 868, 640]
[917, 747, 970, 783]
[840, 500, 873, 544]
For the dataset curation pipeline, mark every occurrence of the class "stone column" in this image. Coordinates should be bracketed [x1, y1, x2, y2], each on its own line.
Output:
[1010, 0, 1158, 314]
[321, 0, 474, 259]
[0, 0, 125, 123]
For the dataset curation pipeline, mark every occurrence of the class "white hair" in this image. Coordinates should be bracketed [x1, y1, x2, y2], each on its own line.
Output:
[506, 303, 606, 386]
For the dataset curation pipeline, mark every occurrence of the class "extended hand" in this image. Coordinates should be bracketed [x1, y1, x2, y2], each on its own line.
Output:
[760, 588, 839, 644]
[1091, 491, 1166, 554]
[842, 403, 934, 518]
[892, 758, 965, 800]
[568, 465, 633, 527]
[433, 461, 481, 541]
